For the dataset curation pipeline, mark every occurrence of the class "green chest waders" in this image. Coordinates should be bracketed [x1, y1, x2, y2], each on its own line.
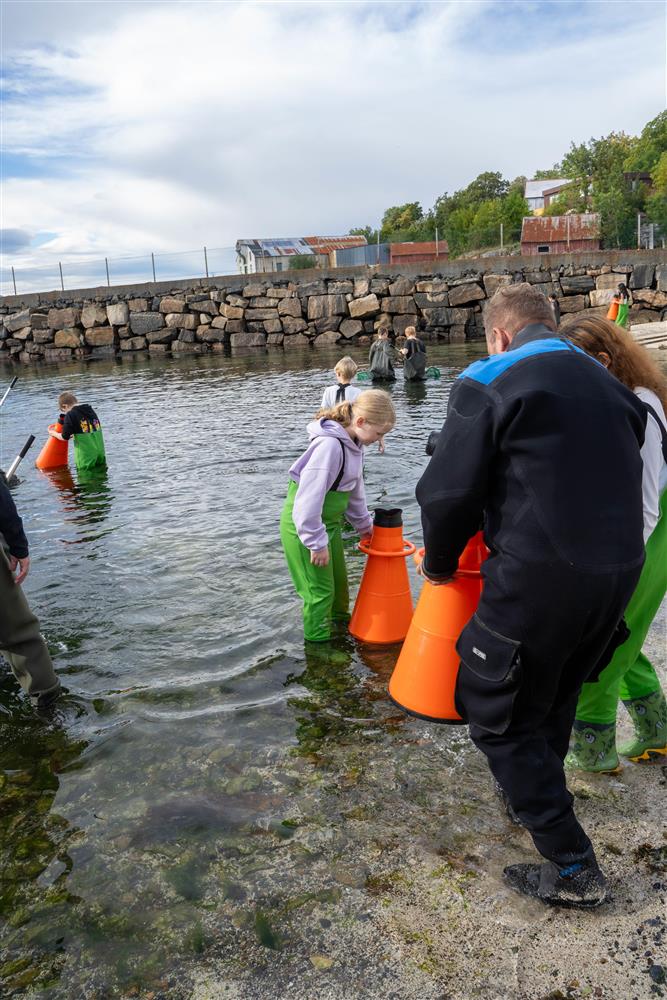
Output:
[280, 449, 352, 642]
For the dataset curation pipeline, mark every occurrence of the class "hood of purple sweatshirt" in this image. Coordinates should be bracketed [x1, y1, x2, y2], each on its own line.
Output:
[288, 419, 363, 486]
[287, 419, 372, 550]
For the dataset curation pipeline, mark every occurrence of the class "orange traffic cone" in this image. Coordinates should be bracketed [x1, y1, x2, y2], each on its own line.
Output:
[388, 532, 487, 723]
[349, 508, 415, 644]
[35, 422, 69, 470]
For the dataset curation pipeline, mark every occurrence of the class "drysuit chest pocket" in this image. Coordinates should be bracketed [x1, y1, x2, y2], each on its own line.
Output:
[455, 615, 523, 734]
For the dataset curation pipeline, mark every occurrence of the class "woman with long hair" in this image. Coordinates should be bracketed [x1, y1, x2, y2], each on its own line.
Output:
[561, 315, 667, 771]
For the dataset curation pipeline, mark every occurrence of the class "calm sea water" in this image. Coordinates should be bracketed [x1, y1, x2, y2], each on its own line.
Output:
[0, 344, 487, 995]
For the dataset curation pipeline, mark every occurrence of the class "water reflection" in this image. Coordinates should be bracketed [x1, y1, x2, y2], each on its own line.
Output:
[41, 467, 114, 544]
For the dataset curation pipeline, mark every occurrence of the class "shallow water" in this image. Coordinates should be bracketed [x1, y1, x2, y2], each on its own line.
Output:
[0, 344, 487, 994]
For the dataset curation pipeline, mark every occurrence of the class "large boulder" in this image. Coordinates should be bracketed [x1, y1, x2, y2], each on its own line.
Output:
[348, 294, 380, 319]
[266, 287, 292, 299]
[120, 337, 147, 351]
[107, 302, 129, 326]
[448, 283, 485, 307]
[422, 306, 470, 327]
[282, 316, 308, 335]
[483, 274, 512, 297]
[353, 278, 370, 298]
[339, 319, 363, 339]
[328, 280, 353, 295]
[48, 307, 80, 330]
[313, 330, 341, 347]
[245, 308, 279, 322]
[589, 289, 615, 308]
[630, 263, 655, 290]
[656, 265, 667, 292]
[307, 295, 347, 320]
[595, 272, 624, 291]
[415, 291, 448, 309]
[81, 304, 108, 328]
[242, 284, 267, 298]
[84, 326, 114, 347]
[230, 331, 266, 347]
[147, 328, 176, 345]
[283, 333, 311, 349]
[159, 296, 186, 314]
[560, 275, 595, 295]
[30, 313, 48, 331]
[54, 329, 81, 348]
[14, 327, 32, 341]
[4, 310, 31, 333]
[388, 277, 415, 296]
[43, 348, 73, 362]
[559, 294, 587, 313]
[382, 296, 417, 314]
[128, 297, 148, 311]
[296, 280, 326, 297]
[221, 303, 244, 320]
[165, 313, 197, 329]
[210, 316, 227, 330]
[631, 288, 667, 309]
[130, 312, 165, 335]
[264, 318, 283, 334]
[277, 298, 302, 318]
[33, 328, 55, 344]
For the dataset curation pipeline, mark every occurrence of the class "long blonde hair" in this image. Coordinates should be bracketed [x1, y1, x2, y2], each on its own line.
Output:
[561, 314, 667, 410]
[316, 389, 395, 429]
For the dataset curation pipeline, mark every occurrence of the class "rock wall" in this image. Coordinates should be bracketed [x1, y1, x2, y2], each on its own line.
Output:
[1, 252, 666, 365]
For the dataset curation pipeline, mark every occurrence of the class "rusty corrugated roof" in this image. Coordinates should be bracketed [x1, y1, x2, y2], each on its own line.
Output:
[303, 235, 367, 253]
[521, 213, 601, 243]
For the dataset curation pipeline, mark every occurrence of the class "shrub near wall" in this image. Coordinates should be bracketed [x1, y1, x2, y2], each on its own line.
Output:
[1, 255, 666, 365]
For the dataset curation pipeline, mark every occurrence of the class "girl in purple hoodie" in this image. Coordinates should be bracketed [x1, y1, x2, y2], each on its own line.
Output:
[280, 390, 396, 642]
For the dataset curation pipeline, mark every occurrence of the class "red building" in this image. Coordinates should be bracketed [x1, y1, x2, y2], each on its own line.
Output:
[389, 240, 449, 265]
[520, 214, 601, 256]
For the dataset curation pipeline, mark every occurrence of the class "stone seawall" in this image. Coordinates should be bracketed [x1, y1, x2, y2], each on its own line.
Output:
[1, 251, 666, 365]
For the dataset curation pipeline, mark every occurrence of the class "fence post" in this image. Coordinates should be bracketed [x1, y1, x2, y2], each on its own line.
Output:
[11, 266, 16, 295]
[151, 253, 156, 283]
[105, 257, 110, 287]
[435, 227, 439, 258]
[204, 246, 209, 279]
[566, 216, 571, 251]
[59, 261, 64, 292]
[500, 223, 504, 251]
[637, 212, 641, 249]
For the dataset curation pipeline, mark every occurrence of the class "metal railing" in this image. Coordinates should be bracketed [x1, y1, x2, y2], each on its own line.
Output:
[0, 245, 239, 297]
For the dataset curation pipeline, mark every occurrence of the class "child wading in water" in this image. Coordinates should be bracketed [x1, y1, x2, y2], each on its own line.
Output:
[49, 392, 106, 471]
[320, 356, 362, 408]
[280, 390, 396, 642]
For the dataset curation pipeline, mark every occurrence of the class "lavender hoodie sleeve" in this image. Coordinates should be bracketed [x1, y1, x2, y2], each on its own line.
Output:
[344, 474, 373, 536]
[291, 438, 344, 550]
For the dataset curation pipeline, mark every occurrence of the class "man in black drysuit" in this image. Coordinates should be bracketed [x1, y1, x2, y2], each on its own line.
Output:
[416, 283, 646, 908]
[0, 474, 60, 710]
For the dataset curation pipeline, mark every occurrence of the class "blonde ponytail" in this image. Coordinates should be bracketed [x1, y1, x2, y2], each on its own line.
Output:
[316, 389, 395, 429]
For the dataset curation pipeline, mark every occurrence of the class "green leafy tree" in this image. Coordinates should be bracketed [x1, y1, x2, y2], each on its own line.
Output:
[349, 225, 378, 244]
[379, 202, 424, 242]
[460, 171, 508, 205]
[595, 188, 636, 249]
[289, 255, 316, 270]
[623, 111, 667, 172]
[646, 150, 667, 232]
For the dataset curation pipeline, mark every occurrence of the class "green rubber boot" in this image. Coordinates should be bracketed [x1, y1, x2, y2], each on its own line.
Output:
[565, 721, 621, 773]
[618, 690, 667, 762]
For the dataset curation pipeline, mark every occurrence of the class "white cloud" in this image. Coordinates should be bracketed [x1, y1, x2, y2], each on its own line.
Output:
[1, 0, 665, 278]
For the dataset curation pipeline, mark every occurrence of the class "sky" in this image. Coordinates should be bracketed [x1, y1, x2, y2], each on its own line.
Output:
[1, 0, 665, 284]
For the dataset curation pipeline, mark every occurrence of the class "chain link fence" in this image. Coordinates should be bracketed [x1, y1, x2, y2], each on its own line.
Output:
[1, 245, 238, 297]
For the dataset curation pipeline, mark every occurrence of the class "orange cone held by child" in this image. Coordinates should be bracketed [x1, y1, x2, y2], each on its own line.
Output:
[349, 507, 415, 644]
[35, 423, 69, 470]
[388, 531, 487, 723]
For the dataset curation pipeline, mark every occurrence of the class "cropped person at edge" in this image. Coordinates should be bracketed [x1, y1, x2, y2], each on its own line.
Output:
[415, 283, 646, 908]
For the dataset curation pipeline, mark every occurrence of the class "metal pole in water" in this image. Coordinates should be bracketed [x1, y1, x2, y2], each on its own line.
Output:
[204, 246, 209, 278]
[5, 435, 36, 483]
[151, 253, 156, 283]
[11, 266, 17, 295]
[0, 376, 18, 408]
[105, 257, 110, 286]
[59, 262, 64, 291]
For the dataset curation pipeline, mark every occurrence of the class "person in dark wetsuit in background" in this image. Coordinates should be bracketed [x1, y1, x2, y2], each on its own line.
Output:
[400, 325, 427, 381]
[49, 392, 106, 471]
[368, 328, 396, 382]
[416, 283, 646, 909]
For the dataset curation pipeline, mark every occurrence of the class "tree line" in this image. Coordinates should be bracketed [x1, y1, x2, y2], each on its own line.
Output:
[350, 111, 666, 257]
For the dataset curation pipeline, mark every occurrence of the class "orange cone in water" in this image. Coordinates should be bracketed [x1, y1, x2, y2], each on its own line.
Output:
[35, 422, 69, 470]
[349, 508, 415, 644]
[388, 532, 487, 723]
